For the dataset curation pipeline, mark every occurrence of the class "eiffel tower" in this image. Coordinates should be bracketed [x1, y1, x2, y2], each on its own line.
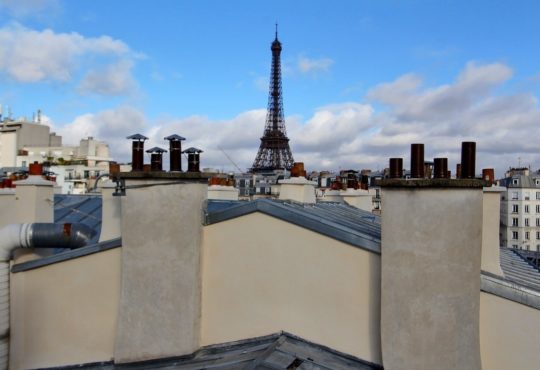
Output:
[251, 26, 294, 173]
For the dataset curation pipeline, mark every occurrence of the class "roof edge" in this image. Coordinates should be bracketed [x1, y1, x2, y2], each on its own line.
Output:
[481, 270, 540, 310]
[12, 238, 122, 273]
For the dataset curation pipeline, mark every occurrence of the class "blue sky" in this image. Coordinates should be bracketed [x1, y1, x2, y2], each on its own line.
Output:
[1, 0, 540, 175]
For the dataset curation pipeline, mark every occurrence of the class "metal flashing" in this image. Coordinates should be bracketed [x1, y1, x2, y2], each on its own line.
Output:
[481, 271, 540, 310]
[205, 199, 381, 254]
[11, 238, 121, 273]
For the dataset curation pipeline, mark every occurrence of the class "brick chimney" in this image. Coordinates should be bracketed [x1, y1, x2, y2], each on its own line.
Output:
[278, 163, 316, 203]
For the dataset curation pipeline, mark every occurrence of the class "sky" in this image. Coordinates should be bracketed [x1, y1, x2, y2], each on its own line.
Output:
[1, 0, 540, 176]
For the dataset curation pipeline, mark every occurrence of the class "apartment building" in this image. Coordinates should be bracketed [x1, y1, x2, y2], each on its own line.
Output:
[499, 168, 540, 251]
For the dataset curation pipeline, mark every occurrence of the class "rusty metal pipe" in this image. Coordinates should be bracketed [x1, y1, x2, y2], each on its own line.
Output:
[482, 168, 495, 185]
[433, 158, 448, 179]
[460, 142, 476, 179]
[150, 153, 163, 171]
[132, 141, 144, 172]
[169, 141, 182, 172]
[411, 144, 425, 178]
[389, 158, 403, 179]
[187, 153, 200, 172]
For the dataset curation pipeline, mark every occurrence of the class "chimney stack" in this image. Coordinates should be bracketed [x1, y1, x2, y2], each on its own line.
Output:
[378, 144, 485, 370]
[164, 134, 186, 172]
[126, 134, 148, 172]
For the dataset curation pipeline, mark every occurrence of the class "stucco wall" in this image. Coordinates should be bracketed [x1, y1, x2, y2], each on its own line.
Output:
[0, 192, 15, 228]
[201, 212, 382, 364]
[480, 292, 540, 370]
[10, 248, 121, 370]
[381, 187, 483, 370]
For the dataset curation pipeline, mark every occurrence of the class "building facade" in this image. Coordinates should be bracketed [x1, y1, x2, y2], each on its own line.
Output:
[499, 168, 540, 251]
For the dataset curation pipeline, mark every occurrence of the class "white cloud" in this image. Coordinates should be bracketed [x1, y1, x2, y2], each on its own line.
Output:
[298, 56, 334, 74]
[0, 0, 60, 18]
[53, 61, 540, 176]
[0, 23, 138, 95]
[78, 60, 137, 96]
[56, 106, 147, 161]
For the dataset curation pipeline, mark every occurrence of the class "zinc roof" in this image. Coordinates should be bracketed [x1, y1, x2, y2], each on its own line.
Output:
[205, 199, 381, 254]
[54, 194, 102, 244]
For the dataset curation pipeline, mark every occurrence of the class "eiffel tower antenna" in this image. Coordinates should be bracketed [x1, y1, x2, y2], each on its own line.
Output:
[250, 28, 294, 173]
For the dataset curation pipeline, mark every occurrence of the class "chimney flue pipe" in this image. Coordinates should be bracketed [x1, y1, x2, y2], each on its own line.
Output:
[411, 144, 425, 178]
[165, 134, 186, 172]
[127, 134, 148, 172]
[389, 158, 403, 179]
[146, 147, 167, 172]
[433, 158, 448, 179]
[183, 147, 203, 172]
[460, 142, 476, 179]
[482, 168, 495, 185]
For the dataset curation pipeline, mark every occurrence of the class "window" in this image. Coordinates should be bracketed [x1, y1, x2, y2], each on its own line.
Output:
[526, 231, 530, 240]
[512, 231, 519, 240]
[513, 204, 519, 213]
[525, 205, 530, 213]
[526, 245, 530, 250]
[537, 205, 540, 213]
[537, 218, 540, 226]
[537, 245, 540, 252]
[536, 231, 540, 239]
[525, 218, 530, 226]
[513, 244, 519, 249]
[513, 179, 519, 186]
[512, 218, 519, 226]
[21, 160, 27, 167]
[537, 192, 540, 199]
[512, 191, 519, 200]
[525, 192, 531, 200]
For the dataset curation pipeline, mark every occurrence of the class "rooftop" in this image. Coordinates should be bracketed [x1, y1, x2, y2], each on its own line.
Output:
[205, 199, 381, 254]
[54, 194, 102, 245]
[44, 332, 382, 370]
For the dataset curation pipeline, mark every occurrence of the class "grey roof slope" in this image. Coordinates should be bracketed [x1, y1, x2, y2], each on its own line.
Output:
[205, 199, 381, 254]
[499, 248, 540, 291]
[42, 332, 382, 370]
[54, 195, 102, 245]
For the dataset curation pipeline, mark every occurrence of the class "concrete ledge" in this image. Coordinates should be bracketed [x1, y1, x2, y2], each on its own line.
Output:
[376, 178, 488, 188]
[481, 271, 540, 310]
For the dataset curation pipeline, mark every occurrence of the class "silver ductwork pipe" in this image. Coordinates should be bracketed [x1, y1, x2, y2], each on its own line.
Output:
[0, 223, 96, 370]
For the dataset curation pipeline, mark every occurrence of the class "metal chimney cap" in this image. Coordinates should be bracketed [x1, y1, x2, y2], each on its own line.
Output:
[182, 147, 203, 154]
[164, 134, 186, 141]
[146, 147, 168, 153]
[126, 133, 148, 141]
